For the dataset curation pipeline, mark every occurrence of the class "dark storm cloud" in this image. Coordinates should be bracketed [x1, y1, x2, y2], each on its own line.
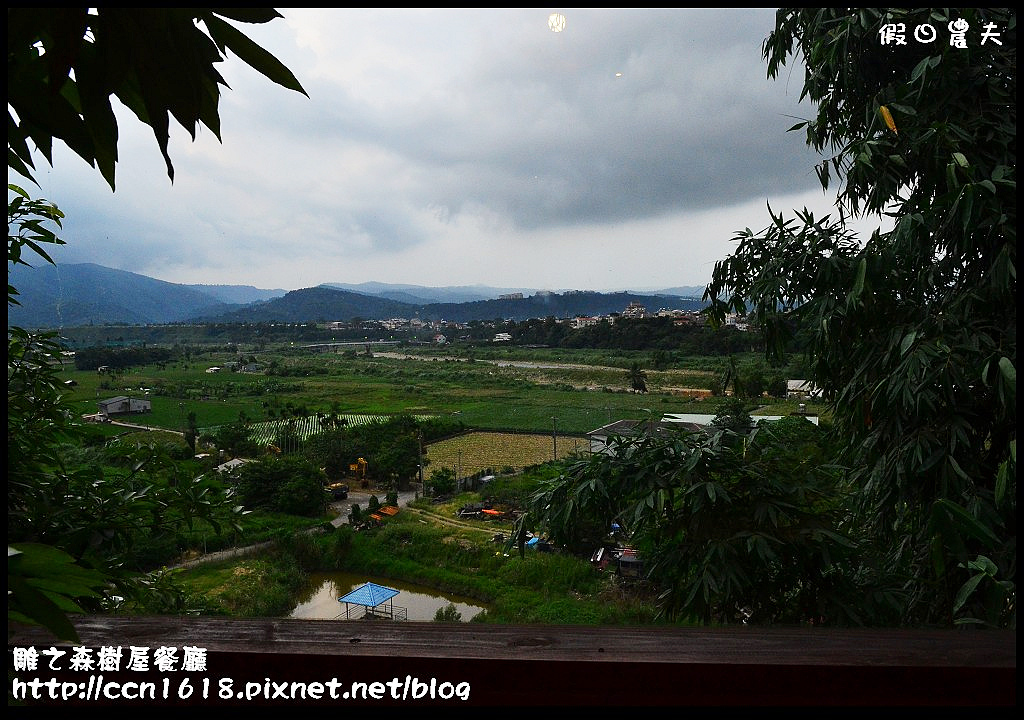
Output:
[303, 8, 824, 231]
[25, 8, 857, 291]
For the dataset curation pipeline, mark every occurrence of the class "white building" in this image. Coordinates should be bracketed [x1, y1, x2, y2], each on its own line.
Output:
[98, 396, 152, 417]
[621, 302, 648, 319]
[215, 458, 251, 475]
[572, 316, 600, 329]
[787, 380, 823, 399]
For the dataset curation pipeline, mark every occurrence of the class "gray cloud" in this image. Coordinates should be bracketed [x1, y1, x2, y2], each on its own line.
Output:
[22, 8, 872, 292]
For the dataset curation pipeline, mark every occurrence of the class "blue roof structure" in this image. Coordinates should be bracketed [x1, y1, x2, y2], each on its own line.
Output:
[338, 582, 400, 608]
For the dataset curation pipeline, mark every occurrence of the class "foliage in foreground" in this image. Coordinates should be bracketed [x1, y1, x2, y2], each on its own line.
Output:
[704, 8, 1015, 626]
[9, 190, 246, 638]
[520, 417, 866, 624]
[8, 6, 307, 639]
[179, 516, 671, 626]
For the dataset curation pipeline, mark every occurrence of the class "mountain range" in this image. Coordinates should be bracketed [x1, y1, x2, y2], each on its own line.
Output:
[8, 262, 709, 328]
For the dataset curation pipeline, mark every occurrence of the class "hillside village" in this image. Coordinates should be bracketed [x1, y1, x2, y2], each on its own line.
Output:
[323, 297, 749, 344]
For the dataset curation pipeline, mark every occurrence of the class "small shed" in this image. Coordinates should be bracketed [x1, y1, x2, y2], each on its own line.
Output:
[337, 582, 407, 621]
[617, 548, 644, 578]
[215, 458, 251, 475]
[787, 379, 823, 399]
[98, 396, 151, 417]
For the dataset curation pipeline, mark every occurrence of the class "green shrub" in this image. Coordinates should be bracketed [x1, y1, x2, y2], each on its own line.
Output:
[433, 603, 462, 622]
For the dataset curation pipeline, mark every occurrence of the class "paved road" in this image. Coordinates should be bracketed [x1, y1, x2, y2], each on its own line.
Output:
[327, 487, 419, 528]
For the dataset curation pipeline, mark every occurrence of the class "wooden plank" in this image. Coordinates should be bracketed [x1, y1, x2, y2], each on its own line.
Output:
[8, 617, 1015, 707]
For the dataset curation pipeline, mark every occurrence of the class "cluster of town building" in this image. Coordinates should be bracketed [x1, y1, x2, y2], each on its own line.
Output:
[322, 299, 749, 344]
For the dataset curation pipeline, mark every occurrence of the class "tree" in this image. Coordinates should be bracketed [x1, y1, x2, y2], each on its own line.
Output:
[8, 8, 306, 640]
[710, 397, 754, 435]
[433, 603, 462, 622]
[375, 433, 421, 490]
[235, 456, 328, 517]
[184, 411, 199, 455]
[304, 426, 349, 481]
[428, 467, 456, 497]
[211, 419, 262, 458]
[273, 418, 302, 455]
[627, 362, 648, 393]
[8, 8, 306, 189]
[519, 417, 856, 623]
[704, 8, 1015, 627]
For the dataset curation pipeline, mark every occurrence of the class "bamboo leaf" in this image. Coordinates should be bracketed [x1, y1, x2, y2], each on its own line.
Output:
[900, 331, 917, 356]
[952, 574, 985, 614]
[203, 14, 307, 96]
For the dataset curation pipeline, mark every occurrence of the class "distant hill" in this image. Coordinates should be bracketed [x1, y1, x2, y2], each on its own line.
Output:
[7, 263, 709, 328]
[417, 291, 706, 323]
[7, 263, 269, 328]
[197, 286, 706, 324]
[320, 281, 535, 304]
[324, 281, 710, 303]
[182, 283, 286, 304]
[197, 286, 418, 323]
[650, 285, 708, 299]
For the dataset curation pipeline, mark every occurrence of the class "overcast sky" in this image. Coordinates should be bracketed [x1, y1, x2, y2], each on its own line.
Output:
[21, 8, 890, 294]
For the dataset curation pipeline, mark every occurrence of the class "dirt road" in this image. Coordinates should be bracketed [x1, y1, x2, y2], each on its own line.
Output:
[169, 487, 420, 569]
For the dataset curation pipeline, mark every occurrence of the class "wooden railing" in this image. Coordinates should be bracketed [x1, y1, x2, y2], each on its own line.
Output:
[8, 616, 1015, 707]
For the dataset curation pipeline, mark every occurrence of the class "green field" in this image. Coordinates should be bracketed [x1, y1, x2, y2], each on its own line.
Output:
[57, 345, 825, 437]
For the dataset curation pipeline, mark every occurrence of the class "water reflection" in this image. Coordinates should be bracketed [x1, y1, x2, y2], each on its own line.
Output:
[290, 572, 488, 623]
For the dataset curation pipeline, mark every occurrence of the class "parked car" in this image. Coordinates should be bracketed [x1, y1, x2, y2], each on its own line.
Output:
[326, 482, 349, 500]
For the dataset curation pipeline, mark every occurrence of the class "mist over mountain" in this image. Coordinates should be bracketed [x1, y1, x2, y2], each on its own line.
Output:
[182, 283, 287, 305]
[320, 282, 533, 304]
[649, 286, 708, 298]
[198, 287, 707, 324]
[8, 263, 709, 328]
[8, 263, 240, 327]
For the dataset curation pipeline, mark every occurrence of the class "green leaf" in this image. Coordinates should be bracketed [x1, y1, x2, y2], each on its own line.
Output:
[946, 455, 970, 481]
[202, 15, 308, 96]
[946, 162, 959, 190]
[910, 56, 931, 82]
[995, 458, 1008, 507]
[7, 574, 82, 642]
[952, 573, 985, 614]
[888, 103, 916, 116]
[932, 499, 1000, 547]
[965, 555, 997, 575]
[997, 357, 1015, 397]
[951, 152, 968, 168]
[900, 331, 917, 356]
[847, 257, 866, 303]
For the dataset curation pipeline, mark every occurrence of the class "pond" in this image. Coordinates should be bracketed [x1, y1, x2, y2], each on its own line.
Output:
[289, 571, 489, 623]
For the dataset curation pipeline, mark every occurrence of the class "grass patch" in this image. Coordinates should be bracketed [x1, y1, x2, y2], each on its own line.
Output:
[176, 512, 684, 627]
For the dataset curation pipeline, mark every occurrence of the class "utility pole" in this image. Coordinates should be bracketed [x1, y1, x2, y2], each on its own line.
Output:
[552, 416, 557, 460]
[418, 429, 424, 496]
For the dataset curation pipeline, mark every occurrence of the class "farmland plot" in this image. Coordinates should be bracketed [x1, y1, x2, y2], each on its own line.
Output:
[218, 414, 436, 447]
[425, 431, 586, 477]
